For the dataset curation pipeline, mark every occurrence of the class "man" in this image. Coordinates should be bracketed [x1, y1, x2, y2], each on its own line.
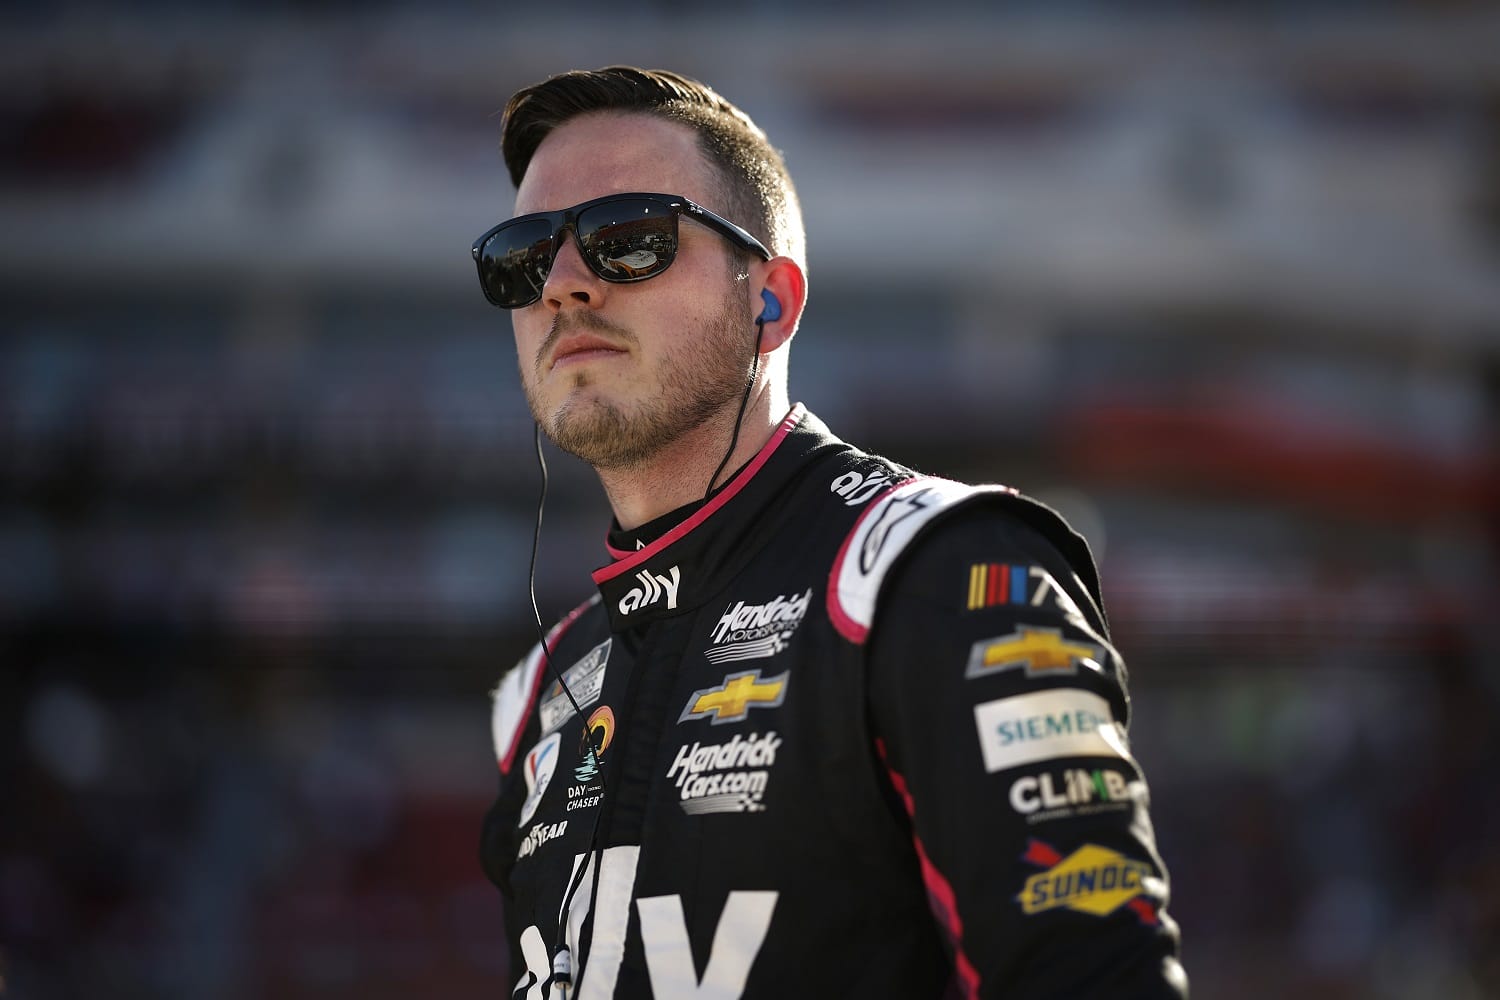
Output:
[476, 66, 1188, 998]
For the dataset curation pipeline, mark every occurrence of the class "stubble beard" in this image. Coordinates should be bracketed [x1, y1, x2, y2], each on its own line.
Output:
[523, 289, 751, 470]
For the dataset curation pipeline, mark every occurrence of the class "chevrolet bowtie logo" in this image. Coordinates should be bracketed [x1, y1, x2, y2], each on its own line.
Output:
[964, 626, 1105, 680]
[679, 669, 788, 725]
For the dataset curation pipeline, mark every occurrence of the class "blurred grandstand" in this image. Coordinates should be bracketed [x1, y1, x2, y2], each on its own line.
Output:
[2, 6, 1498, 999]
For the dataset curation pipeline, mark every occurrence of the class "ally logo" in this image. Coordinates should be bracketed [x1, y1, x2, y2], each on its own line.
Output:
[619, 566, 682, 616]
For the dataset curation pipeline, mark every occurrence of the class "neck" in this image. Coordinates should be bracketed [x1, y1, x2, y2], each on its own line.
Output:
[598, 383, 787, 531]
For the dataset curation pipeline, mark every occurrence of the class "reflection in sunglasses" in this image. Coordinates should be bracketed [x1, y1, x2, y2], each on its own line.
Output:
[473, 193, 769, 309]
[601, 250, 661, 278]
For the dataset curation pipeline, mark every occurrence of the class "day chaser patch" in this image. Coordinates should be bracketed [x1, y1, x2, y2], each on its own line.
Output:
[572, 706, 615, 783]
[972, 689, 1128, 773]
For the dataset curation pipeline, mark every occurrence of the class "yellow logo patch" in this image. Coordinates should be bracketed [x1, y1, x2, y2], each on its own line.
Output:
[1018, 840, 1159, 923]
[965, 626, 1104, 679]
[679, 670, 788, 725]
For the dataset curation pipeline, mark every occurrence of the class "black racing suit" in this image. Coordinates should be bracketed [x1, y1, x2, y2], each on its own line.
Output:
[483, 405, 1188, 998]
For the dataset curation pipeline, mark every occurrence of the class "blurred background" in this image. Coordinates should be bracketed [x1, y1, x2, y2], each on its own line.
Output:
[2, 4, 1498, 999]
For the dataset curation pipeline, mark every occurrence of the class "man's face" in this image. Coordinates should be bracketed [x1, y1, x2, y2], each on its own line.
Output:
[510, 112, 753, 470]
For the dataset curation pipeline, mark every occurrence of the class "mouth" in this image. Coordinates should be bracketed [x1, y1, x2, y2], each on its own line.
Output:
[548, 333, 629, 372]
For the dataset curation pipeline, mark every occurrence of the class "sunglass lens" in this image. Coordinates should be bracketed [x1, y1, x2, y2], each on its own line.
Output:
[576, 199, 677, 281]
[480, 219, 553, 308]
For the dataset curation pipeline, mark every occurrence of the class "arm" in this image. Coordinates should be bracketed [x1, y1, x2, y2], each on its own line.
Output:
[866, 503, 1188, 998]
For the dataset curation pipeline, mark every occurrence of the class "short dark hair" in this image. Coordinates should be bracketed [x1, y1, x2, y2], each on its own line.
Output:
[500, 66, 804, 265]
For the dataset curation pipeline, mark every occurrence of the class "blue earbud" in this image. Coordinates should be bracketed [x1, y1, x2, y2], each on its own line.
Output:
[757, 288, 782, 323]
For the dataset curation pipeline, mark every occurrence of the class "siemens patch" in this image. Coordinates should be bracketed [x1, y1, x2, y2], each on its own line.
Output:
[972, 690, 1129, 772]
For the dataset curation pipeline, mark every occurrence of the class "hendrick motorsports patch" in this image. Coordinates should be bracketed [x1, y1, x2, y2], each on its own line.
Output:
[705, 590, 811, 665]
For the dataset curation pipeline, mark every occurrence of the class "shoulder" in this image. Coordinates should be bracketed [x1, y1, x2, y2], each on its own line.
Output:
[490, 594, 600, 775]
[826, 476, 1102, 644]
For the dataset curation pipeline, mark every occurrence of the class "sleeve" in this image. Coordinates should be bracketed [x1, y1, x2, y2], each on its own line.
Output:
[865, 502, 1188, 999]
[482, 643, 543, 894]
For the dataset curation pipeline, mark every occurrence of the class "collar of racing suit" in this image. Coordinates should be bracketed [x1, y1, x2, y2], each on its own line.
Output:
[592, 403, 841, 632]
[604, 455, 757, 556]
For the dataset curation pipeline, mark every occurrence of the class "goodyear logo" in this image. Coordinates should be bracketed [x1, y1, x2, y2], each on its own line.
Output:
[679, 670, 787, 725]
[1017, 839, 1159, 924]
[965, 626, 1104, 680]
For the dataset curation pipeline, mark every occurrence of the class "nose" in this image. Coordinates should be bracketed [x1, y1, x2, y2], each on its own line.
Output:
[541, 228, 604, 312]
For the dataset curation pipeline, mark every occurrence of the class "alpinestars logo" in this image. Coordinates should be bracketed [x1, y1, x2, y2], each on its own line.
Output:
[618, 565, 681, 616]
[706, 589, 812, 664]
[860, 488, 932, 573]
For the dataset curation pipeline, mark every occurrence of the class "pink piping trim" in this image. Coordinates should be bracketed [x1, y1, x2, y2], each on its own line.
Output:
[592, 405, 806, 585]
[876, 738, 982, 1000]
[498, 597, 594, 775]
[825, 477, 921, 644]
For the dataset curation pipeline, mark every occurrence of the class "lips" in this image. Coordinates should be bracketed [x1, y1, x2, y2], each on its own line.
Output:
[548, 332, 628, 371]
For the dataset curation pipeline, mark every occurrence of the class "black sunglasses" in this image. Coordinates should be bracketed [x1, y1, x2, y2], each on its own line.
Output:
[470, 192, 772, 309]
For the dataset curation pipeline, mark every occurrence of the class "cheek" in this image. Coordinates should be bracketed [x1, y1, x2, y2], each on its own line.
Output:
[512, 317, 544, 364]
[659, 273, 746, 332]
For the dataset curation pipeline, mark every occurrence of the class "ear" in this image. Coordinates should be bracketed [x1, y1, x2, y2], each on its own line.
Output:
[753, 256, 806, 354]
